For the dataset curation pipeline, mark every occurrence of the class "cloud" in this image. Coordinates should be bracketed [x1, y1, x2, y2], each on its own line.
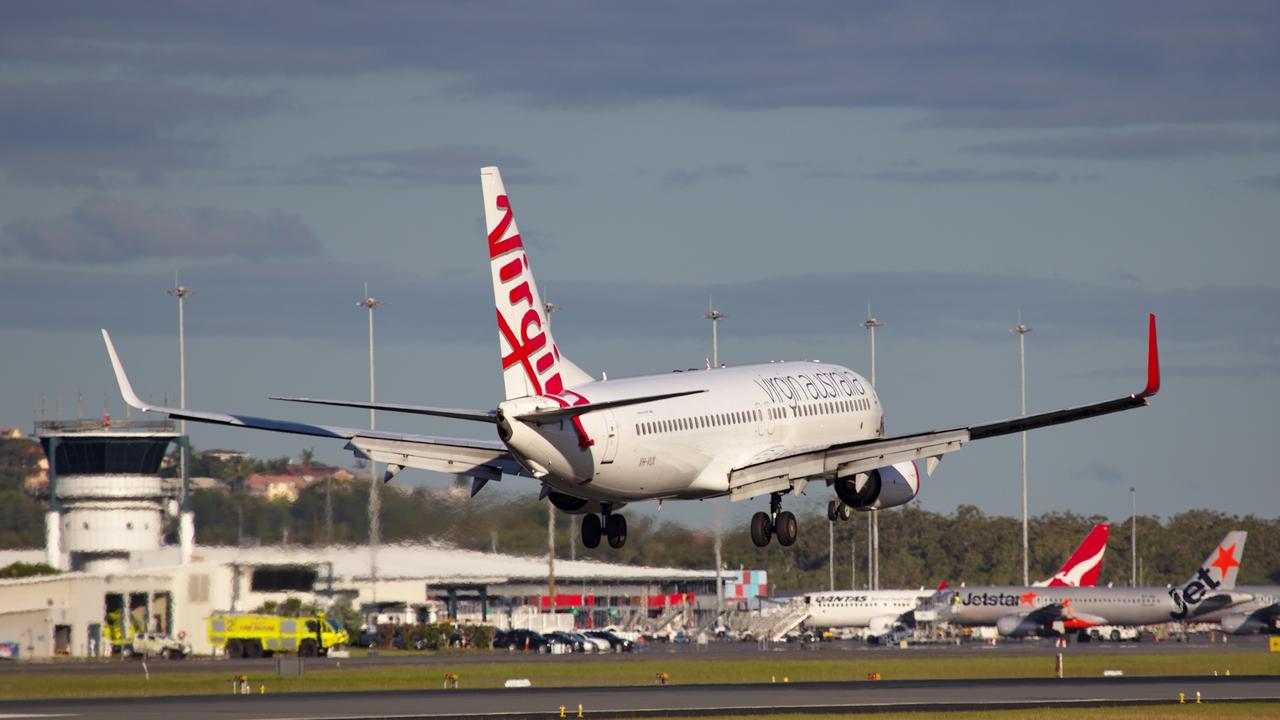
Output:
[243, 146, 548, 188]
[1244, 174, 1280, 190]
[1077, 460, 1125, 487]
[6, 4, 1279, 128]
[661, 163, 749, 188]
[969, 127, 1280, 161]
[0, 80, 286, 187]
[4, 262, 1278, 374]
[867, 168, 1071, 184]
[1, 196, 322, 263]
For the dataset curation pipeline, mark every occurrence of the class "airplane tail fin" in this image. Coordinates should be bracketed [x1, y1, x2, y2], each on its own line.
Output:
[1188, 531, 1246, 590]
[481, 167, 593, 400]
[1042, 523, 1110, 587]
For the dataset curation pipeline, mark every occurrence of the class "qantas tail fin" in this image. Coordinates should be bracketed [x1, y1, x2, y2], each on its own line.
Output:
[1187, 531, 1246, 591]
[481, 167, 593, 400]
[1037, 523, 1110, 587]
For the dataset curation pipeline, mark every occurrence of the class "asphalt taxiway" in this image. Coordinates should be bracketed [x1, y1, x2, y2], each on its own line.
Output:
[0, 675, 1277, 719]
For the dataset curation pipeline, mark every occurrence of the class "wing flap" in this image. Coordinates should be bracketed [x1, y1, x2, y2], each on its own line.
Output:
[346, 435, 527, 481]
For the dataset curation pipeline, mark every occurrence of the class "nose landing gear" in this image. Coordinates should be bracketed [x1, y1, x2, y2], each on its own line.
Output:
[580, 507, 628, 549]
[750, 493, 797, 548]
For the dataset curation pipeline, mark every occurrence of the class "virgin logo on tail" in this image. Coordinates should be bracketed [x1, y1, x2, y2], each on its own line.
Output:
[483, 168, 569, 400]
[1045, 524, 1110, 587]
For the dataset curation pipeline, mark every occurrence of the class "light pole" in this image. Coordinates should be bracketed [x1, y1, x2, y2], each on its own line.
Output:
[1012, 318, 1033, 586]
[166, 275, 195, 564]
[358, 285, 383, 601]
[1130, 486, 1137, 587]
[863, 312, 884, 590]
[704, 301, 726, 368]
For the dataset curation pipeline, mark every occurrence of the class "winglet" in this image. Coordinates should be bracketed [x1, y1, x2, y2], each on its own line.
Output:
[101, 329, 150, 412]
[1140, 313, 1160, 398]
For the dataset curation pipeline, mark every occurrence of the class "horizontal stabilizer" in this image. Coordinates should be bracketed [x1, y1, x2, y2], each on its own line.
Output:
[271, 396, 497, 423]
[513, 389, 708, 422]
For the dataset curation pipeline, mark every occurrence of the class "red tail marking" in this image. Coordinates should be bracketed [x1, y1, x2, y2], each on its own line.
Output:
[1141, 313, 1160, 397]
[1210, 543, 1240, 577]
[487, 195, 523, 258]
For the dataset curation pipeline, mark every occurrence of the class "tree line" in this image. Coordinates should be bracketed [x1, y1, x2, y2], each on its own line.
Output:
[2, 439, 1277, 592]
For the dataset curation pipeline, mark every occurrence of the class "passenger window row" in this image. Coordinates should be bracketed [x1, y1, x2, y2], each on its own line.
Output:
[635, 397, 874, 436]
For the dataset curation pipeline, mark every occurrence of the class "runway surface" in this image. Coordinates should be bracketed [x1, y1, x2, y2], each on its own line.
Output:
[0, 675, 1277, 719]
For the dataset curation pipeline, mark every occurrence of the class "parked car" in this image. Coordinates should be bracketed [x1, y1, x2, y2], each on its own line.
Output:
[124, 632, 191, 659]
[544, 631, 587, 653]
[494, 629, 556, 653]
[575, 632, 612, 653]
[584, 630, 635, 652]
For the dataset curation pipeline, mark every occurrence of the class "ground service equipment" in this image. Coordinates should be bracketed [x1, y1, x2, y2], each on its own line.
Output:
[208, 612, 348, 657]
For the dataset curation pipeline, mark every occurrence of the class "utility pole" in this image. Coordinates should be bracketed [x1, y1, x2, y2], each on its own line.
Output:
[704, 300, 726, 368]
[358, 285, 383, 601]
[863, 311, 884, 590]
[1130, 486, 1137, 587]
[547, 501, 556, 612]
[1012, 317, 1033, 586]
[166, 275, 196, 564]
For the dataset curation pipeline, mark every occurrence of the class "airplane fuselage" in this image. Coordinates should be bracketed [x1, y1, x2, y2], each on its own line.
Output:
[499, 361, 884, 503]
[804, 589, 935, 629]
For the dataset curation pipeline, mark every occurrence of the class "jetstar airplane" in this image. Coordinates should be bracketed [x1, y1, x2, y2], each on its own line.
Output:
[936, 531, 1251, 639]
[804, 523, 1110, 633]
[101, 166, 1161, 550]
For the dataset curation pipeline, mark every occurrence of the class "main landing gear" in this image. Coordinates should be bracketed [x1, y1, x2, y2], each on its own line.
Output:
[750, 493, 797, 548]
[580, 508, 627, 550]
[827, 499, 853, 522]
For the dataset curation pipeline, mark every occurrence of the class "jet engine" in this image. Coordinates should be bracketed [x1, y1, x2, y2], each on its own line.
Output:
[546, 491, 626, 515]
[995, 614, 1050, 638]
[833, 461, 920, 510]
[1219, 613, 1265, 635]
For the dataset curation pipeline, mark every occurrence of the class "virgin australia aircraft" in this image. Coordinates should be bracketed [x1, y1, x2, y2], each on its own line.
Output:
[805, 523, 1110, 633]
[102, 166, 1161, 551]
[937, 531, 1251, 639]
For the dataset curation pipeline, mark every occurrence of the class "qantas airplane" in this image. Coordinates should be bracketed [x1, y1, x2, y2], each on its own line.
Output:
[102, 166, 1161, 550]
[804, 523, 1110, 632]
[937, 531, 1250, 639]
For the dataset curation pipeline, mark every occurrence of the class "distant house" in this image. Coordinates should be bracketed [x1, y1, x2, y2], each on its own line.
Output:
[242, 473, 309, 503]
[204, 448, 250, 462]
[0, 426, 24, 440]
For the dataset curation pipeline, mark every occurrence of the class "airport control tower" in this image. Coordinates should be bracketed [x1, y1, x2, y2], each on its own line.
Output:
[36, 417, 193, 573]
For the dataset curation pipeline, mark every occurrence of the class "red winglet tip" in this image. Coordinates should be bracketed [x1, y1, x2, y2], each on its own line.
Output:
[1142, 313, 1160, 397]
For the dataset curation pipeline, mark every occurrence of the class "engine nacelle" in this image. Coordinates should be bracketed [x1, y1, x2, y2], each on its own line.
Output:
[546, 491, 626, 516]
[833, 461, 920, 510]
[996, 614, 1051, 638]
[1219, 613, 1265, 635]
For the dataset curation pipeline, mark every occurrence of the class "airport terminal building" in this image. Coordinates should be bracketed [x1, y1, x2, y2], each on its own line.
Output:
[0, 420, 719, 659]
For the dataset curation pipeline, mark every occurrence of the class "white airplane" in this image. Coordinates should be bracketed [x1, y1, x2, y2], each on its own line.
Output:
[804, 523, 1111, 632]
[102, 166, 1161, 550]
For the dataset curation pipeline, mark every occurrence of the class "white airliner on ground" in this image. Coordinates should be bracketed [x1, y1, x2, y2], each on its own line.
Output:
[804, 523, 1111, 633]
[102, 166, 1161, 550]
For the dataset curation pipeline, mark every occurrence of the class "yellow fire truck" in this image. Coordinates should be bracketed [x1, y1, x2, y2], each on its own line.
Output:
[208, 612, 349, 657]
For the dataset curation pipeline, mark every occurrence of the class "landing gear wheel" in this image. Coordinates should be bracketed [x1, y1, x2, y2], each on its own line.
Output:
[827, 500, 839, 522]
[837, 502, 852, 521]
[775, 511, 798, 546]
[605, 514, 627, 549]
[750, 511, 773, 547]
[581, 513, 602, 549]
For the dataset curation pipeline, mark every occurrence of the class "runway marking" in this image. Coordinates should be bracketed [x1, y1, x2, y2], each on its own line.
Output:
[0, 715, 77, 718]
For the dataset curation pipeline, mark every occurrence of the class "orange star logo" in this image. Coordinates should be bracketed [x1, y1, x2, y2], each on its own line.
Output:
[1210, 543, 1240, 577]
[1019, 591, 1038, 606]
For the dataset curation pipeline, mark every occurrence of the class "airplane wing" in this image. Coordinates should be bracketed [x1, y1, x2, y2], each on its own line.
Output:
[727, 314, 1159, 502]
[102, 330, 524, 489]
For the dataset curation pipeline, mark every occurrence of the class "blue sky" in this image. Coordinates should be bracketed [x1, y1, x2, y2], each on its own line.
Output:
[2, 2, 1277, 528]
